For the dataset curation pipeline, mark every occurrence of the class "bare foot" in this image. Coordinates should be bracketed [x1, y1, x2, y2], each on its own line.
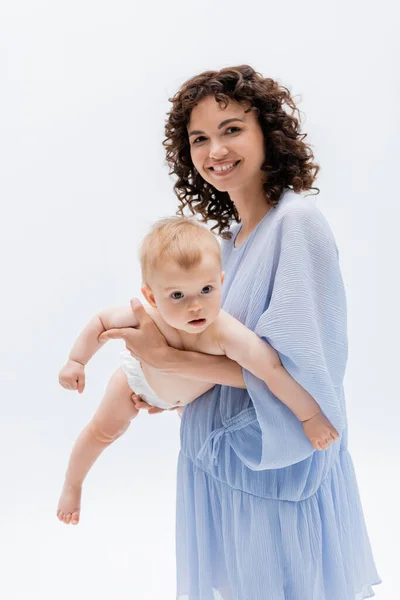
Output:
[57, 481, 82, 525]
[302, 411, 339, 451]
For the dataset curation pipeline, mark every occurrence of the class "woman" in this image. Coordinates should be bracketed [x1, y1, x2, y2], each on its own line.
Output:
[106, 66, 380, 599]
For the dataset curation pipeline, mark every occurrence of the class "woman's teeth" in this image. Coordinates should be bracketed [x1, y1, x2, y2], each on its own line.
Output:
[211, 161, 239, 173]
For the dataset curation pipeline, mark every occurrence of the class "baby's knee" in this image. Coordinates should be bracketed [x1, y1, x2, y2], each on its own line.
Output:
[88, 417, 131, 445]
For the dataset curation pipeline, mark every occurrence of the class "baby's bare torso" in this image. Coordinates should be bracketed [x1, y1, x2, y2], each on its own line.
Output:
[140, 305, 227, 405]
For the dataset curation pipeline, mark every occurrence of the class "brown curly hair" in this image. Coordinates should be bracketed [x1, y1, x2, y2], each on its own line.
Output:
[163, 65, 320, 238]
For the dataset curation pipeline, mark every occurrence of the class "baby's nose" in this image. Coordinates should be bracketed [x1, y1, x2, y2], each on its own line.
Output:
[188, 301, 202, 312]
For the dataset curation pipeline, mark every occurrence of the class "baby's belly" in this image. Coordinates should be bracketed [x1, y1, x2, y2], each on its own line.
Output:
[141, 363, 213, 406]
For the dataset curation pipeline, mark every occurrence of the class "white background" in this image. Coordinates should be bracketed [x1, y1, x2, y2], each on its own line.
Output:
[1, 1, 398, 598]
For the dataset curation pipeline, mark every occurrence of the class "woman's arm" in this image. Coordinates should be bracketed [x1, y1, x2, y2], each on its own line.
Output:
[159, 347, 246, 389]
[235, 205, 347, 470]
[99, 300, 246, 389]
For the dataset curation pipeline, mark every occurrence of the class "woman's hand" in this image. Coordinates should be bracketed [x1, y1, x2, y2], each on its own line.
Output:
[131, 393, 180, 415]
[99, 298, 169, 368]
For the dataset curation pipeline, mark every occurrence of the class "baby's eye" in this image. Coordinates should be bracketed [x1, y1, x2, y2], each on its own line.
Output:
[201, 286, 213, 294]
[171, 291, 184, 300]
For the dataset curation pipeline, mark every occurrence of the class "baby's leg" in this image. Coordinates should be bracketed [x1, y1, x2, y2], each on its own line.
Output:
[57, 368, 138, 525]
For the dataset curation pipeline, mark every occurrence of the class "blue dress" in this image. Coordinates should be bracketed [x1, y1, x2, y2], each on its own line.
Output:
[176, 190, 380, 600]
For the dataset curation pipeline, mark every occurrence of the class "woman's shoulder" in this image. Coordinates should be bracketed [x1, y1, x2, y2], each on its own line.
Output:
[277, 189, 319, 219]
[274, 190, 333, 236]
[272, 190, 338, 258]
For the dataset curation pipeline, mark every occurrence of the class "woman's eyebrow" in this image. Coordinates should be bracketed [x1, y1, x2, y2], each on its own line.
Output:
[188, 118, 244, 137]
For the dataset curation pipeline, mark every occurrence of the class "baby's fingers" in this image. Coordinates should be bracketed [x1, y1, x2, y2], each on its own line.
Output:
[59, 380, 74, 390]
[77, 374, 86, 394]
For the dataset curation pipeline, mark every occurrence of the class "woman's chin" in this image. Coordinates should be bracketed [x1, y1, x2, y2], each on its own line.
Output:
[207, 178, 237, 193]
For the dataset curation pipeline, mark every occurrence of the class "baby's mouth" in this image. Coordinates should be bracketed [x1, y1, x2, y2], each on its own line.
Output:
[188, 318, 207, 326]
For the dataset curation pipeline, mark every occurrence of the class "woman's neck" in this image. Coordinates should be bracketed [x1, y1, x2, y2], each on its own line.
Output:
[230, 185, 271, 237]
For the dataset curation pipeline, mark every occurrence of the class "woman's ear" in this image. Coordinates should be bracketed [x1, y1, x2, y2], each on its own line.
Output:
[141, 285, 157, 308]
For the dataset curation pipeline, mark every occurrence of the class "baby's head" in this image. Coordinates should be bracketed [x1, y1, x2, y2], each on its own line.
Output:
[139, 216, 224, 333]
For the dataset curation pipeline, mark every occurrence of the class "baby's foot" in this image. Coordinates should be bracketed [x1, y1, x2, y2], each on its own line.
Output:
[302, 412, 339, 451]
[57, 481, 82, 525]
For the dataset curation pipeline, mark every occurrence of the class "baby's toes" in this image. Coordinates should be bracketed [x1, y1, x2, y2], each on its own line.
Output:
[71, 511, 80, 525]
[57, 510, 64, 521]
[65, 513, 72, 524]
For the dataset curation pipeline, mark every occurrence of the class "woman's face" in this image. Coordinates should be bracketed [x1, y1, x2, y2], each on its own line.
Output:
[187, 95, 266, 194]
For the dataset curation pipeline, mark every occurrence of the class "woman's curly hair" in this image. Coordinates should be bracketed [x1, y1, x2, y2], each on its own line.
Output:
[163, 65, 320, 238]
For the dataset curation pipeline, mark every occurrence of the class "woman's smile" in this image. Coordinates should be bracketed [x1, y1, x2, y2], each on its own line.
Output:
[208, 160, 241, 177]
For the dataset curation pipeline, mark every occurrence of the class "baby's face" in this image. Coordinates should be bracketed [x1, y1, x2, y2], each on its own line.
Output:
[144, 253, 224, 334]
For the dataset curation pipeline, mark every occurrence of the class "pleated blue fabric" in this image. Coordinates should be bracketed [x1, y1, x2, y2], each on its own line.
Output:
[176, 190, 380, 600]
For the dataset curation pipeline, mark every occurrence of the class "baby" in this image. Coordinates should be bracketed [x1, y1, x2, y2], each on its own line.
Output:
[57, 216, 339, 525]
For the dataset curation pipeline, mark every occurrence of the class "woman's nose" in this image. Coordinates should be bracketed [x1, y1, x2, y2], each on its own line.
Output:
[209, 141, 229, 160]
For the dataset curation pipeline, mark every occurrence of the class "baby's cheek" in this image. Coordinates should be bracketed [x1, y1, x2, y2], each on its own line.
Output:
[161, 307, 182, 329]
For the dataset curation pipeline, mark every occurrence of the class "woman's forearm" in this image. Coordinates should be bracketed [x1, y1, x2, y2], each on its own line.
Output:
[160, 348, 246, 389]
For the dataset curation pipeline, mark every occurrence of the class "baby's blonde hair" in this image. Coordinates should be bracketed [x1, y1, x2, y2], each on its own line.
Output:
[140, 216, 221, 285]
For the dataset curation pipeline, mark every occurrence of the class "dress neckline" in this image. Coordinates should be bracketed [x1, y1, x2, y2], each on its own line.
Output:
[232, 208, 274, 251]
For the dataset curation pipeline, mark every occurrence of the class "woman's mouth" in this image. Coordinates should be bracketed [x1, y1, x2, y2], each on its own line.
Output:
[188, 318, 207, 327]
[209, 160, 240, 177]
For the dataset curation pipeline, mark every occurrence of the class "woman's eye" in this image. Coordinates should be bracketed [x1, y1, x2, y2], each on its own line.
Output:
[171, 292, 184, 300]
[193, 136, 206, 145]
[201, 286, 212, 294]
[225, 126, 241, 135]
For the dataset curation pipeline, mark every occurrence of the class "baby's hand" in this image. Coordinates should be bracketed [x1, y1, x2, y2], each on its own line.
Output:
[301, 411, 339, 451]
[58, 359, 86, 394]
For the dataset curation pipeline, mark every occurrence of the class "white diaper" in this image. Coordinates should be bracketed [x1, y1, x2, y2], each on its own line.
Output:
[120, 350, 179, 410]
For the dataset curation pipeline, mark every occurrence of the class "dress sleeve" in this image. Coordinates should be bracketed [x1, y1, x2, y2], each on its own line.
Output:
[243, 205, 348, 470]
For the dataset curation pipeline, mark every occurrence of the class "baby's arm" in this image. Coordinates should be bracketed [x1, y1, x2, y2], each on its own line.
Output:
[218, 314, 338, 449]
[59, 306, 141, 393]
[68, 306, 140, 365]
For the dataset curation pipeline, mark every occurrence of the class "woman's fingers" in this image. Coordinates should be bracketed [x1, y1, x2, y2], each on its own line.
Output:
[99, 328, 131, 343]
[148, 407, 165, 414]
[131, 394, 165, 414]
[130, 298, 151, 324]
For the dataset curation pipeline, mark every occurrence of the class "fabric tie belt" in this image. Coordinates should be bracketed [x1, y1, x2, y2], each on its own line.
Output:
[196, 406, 257, 467]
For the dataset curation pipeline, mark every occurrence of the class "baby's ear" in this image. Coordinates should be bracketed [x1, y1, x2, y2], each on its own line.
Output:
[221, 271, 225, 284]
[141, 285, 157, 308]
